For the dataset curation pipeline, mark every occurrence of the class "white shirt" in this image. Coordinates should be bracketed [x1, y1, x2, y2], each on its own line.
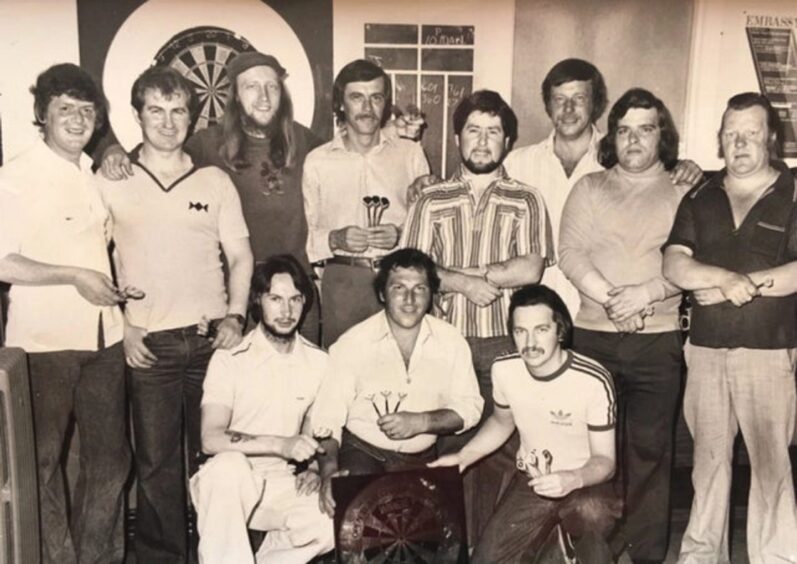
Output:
[303, 132, 429, 262]
[0, 139, 122, 352]
[310, 311, 483, 453]
[201, 326, 327, 476]
[504, 125, 604, 315]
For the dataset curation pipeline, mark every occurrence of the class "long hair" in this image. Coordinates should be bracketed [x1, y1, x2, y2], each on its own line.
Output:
[218, 76, 296, 172]
[248, 255, 314, 324]
[598, 87, 679, 171]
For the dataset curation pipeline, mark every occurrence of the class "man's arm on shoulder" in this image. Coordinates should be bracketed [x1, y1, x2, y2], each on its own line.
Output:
[529, 428, 615, 499]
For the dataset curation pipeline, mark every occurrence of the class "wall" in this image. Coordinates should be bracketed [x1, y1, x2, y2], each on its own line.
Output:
[511, 0, 694, 150]
[0, 0, 80, 162]
[683, 0, 797, 168]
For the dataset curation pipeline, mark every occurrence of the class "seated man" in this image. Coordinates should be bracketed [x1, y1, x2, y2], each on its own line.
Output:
[431, 285, 620, 563]
[189, 255, 333, 564]
[312, 248, 483, 516]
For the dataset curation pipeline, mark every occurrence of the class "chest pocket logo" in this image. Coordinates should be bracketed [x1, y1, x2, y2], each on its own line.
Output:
[189, 201, 209, 212]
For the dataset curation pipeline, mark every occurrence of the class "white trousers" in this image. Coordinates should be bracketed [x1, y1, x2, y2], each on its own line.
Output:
[190, 451, 334, 564]
[678, 345, 797, 564]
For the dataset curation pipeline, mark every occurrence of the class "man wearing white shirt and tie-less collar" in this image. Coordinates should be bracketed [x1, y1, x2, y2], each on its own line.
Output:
[311, 248, 483, 517]
[0, 63, 133, 564]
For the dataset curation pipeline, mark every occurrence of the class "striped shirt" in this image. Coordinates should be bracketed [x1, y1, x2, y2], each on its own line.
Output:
[492, 350, 615, 473]
[400, 166, 554, 338]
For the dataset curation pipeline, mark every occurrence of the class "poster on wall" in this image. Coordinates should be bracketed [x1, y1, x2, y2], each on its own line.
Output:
[364, 23, 474, 177]
[76, 0, 333, 152]
[746, 14, 797, 157]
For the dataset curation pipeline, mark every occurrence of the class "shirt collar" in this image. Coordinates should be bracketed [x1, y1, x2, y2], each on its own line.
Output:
[704, 161, 794, 200]
[329, 127, 394, 153]
[34, 137, 94, 174]
[542, 123, 602, 156]
[245, 323, 307, 362]
[450, 163, 509, 184]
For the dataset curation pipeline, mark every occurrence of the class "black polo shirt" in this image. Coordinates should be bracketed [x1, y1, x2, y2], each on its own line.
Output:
[664, 165, 797, 349]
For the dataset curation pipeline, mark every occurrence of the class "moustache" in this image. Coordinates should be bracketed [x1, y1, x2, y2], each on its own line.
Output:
[522, 346, 545, 355]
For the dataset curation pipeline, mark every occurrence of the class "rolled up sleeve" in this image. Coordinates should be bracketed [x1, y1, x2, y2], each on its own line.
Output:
[442, 338, 484, 433]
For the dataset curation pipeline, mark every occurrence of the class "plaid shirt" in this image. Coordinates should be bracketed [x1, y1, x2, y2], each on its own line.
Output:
[401, 166, 555, 338]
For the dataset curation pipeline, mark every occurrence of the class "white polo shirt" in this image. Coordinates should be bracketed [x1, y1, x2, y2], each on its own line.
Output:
[98, 162, 249, 332]
[201, 326, 328, 476]
[0, 139, 122, 352]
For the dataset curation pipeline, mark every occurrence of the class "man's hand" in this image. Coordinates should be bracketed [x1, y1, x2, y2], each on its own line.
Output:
[319, 469, 349, 517]
[209, 316, 243, 350]
[329, 226, 369, 253]
[124, 323, 157, 369]
[719, 272, 759, 306]
[72, 269, 124, 306]
[389, 108, 426, 141]
[604, 284, 651, 321]
[280, 435, 323, 462]
[295, 469, 321, 496]
[407, 174, 443, 204]
[529, 470, 581, 498]
[377, 412, 427, 440]
[612, 312, 645, 334]
[100, 144, 134, 180]
[461, 275, 501, 307]
[670, 159, 703, 188]
[692, 287, 725, 306]
[428, 452, 466, 473]
[366, 224, 400, 250]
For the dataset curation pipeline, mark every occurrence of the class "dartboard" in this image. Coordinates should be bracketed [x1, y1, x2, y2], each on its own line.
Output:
[154, 26, 255, 131]
[337, 472, 465, 563]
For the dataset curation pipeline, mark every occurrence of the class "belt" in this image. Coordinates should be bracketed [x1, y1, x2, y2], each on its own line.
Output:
[327, 255, 382, 270]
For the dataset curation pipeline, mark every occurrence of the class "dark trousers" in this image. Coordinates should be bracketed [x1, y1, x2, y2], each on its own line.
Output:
[573, 329, 683, 562]
[473, 473, 620, 564]
[28, 342, 130, 564]
[129, 326, 213, 564]
[321, 262, 381, 348]
[339, 429, 437, 475]
[437, 335, 516, 546]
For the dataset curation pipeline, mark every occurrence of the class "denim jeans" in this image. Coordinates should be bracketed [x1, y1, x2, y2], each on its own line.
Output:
[27, 342, 130, 564]
[129, 325, 213, 564]
[473, 472, 621, 563]
[339, 429, 437, 475]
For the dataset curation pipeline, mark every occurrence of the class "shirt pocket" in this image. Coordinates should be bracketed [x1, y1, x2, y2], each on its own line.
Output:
[750, 221, 784, 259]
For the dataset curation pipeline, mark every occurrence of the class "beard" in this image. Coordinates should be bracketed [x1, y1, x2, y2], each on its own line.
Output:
[240, 108, 279, 138]
[261, 318, 299, 343]
[462, 156, 502, 175]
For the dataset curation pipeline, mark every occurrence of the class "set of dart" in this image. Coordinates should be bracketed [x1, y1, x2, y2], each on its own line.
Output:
[366, 391, 407, 417]
[363, 195, 390, 227]
[516, 448, 554, 478]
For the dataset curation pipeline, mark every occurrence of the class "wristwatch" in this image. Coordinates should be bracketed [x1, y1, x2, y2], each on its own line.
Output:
[225, 313, 246, 327]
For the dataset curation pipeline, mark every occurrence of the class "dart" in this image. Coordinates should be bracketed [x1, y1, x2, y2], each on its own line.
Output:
[393, 392, 407, 413]
[362, 196, 374, 227]
[365, 394, 382, 417]
[375, 196, 391, 226]
[542, 449, 553, 474]
[381, 390, 392, 415]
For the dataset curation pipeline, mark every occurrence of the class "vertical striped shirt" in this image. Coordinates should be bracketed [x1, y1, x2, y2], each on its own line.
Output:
[400, 167, 555, 338]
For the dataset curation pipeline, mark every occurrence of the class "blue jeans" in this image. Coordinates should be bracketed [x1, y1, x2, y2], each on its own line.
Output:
[129, 325, 213, 564]
[28, 342, 130, 564]
[473, 472, 620, 563]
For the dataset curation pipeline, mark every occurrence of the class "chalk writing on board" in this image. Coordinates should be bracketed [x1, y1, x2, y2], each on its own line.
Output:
[421, 25, 474, 46]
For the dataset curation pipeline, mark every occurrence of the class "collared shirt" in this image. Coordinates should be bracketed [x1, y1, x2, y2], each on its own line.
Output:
[303, 131, 429, 262]
[0, 138, 123, 352]
[97, 160, 249, 332]
[202, 326, 327, 475]
[664, 165, 797, 349]
[400, 167, 555, 338]
[310, 311, 483, 453]
[504, 125, 603, 315]
[559, 162, 689, 333]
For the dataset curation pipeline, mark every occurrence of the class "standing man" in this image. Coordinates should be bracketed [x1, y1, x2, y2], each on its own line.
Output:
[431, 284, 619, 563]
[0, 63, 130, 564]
[98, 66, 253, 563]
[504, 59, 701, 315]
[559, 88, 688, 563]
[311, 248, 483, 517]
[303, 59, 429, 347]
[190, 256, 333, 564]
[400, 89, 553, 539]
[663, 92, 797, 563]
[102, 51, 323, 343]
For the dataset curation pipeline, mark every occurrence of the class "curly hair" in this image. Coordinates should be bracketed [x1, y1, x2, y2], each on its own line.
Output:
[373, 248, 440, 309]
[31, 63, 107, 132]
[452, 89, 518, 149]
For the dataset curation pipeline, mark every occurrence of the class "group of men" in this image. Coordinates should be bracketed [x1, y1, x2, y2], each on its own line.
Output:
[1, 45, 796, 564]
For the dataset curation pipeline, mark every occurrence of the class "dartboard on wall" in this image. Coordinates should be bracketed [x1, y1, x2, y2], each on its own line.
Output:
[333, 467, 468, 563]
[154, 26, 255, 131]
[76, 0, 333, 151]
